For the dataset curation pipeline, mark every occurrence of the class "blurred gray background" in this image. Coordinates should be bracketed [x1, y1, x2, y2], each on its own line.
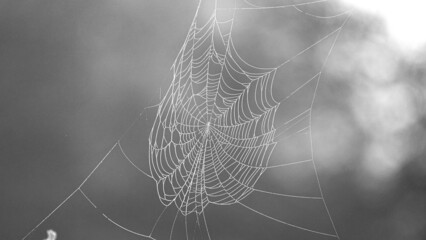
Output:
[1, 0, 425, 240]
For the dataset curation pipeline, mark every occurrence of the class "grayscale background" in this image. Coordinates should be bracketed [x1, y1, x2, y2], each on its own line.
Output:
[1, 0, 425, 240]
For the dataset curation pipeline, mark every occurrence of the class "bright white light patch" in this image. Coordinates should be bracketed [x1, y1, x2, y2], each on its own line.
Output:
[342, 0, 426, 50]
[44, 229, 57, 240]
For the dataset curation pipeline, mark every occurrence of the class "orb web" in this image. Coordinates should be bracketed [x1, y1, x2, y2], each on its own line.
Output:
[21, 1, 352, 240]
[149, 13, 279, 215]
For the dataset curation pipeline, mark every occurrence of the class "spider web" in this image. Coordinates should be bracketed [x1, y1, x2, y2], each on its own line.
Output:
[22, 0, 351, 239]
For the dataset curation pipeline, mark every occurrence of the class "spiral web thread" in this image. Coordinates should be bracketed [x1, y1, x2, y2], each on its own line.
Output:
[21, 1, 351, 240]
